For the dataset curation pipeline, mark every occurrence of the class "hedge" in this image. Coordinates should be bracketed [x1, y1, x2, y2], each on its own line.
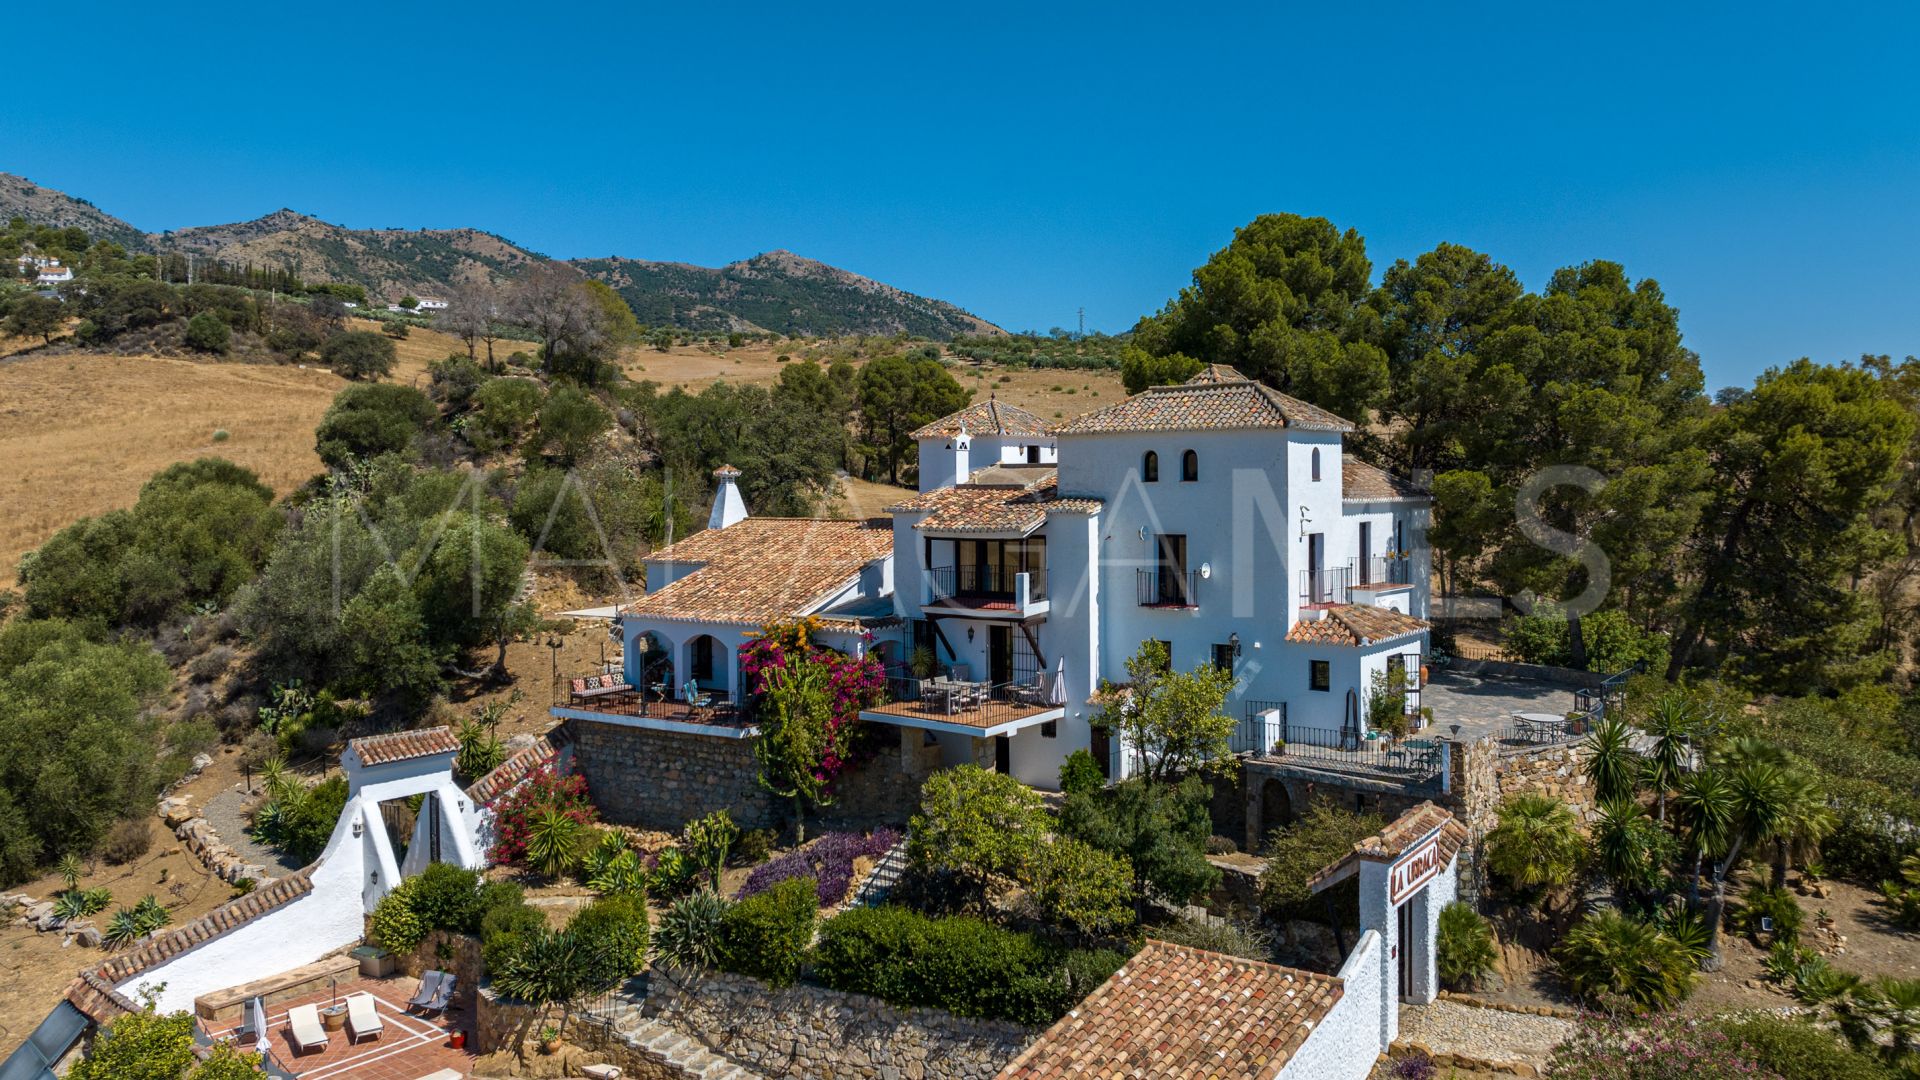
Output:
[716, 876, 817, 988]
[812, 905, 1129, 1026]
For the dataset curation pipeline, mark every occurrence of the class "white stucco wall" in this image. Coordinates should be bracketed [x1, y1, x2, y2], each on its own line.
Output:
[1277, 929, 1383, 1080]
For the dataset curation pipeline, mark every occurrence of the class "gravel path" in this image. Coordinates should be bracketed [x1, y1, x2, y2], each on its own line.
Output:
[1397, 999, 1574, 1065]
[201, 787, 304, 875]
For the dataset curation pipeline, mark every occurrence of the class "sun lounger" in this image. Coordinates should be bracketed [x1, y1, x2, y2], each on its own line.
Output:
[421, 973, 455, 1015]
[407, 970, 446, 1012]
[287, 1003, 328, 1055]
[345, 991, 383, 1043]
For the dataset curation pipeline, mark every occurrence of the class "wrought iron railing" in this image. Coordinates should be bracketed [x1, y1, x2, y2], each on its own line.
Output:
[1351, 555, 1412, 587]
[877, 666, 1055, 726]
[1299, 566, 1351, 606]
[1237, 700, 1288, 754]
[1137, 568, 1201, 607]
[926, 565, 1048, 603]
[1265, 724, 1446, 779]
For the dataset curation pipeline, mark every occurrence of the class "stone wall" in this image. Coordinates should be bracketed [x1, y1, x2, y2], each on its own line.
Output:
[569, 719, 940, 834]
[1441, 739, 1594, 904]
[475, 986, 699, 1079]
[644, 967, 1034, 1080]
[391, 929, 485, 1017]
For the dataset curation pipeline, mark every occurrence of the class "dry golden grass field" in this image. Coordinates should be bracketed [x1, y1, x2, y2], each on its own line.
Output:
[0, 321, 1121, 580]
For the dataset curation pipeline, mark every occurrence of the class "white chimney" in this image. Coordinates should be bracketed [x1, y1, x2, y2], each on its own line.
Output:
[919, 422, 971, 492]
[709, 464, 748, 530]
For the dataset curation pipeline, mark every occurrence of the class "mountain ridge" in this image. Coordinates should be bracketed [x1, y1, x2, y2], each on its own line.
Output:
[0, 173, 1001, 338]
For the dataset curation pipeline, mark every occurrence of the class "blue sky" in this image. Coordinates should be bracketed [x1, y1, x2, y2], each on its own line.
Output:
[6, 1, 1916, 390]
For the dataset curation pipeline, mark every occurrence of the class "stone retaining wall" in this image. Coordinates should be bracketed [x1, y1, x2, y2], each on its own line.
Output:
[644, 967, 1034, 1080]
[1441, 740, 1594, 904]
[475, 986, 701, 1079]
[569, 719, 937, 834]
[159, 795, 273, 889]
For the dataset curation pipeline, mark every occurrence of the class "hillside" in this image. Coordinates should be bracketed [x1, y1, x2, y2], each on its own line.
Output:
[572, 250, 1002, 338]
[0, 172, 1003, 338]
[0, 173, 147, 250]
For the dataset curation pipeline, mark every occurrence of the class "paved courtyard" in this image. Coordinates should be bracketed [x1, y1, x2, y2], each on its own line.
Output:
[201, 974, 475, 1080]
[1420, 668, 1582, 742]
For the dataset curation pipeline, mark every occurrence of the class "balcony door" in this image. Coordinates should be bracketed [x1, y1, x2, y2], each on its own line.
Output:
[955, 538, 1045, 599]
[1307, 532, 1325, 601]
[1156, 534, 1189, 605]
[989, 625, 1014, 686]
[1357, 522, 1373, 584]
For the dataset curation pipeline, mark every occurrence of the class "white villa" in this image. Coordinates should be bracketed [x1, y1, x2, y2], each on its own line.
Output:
[582, 364, 1432, 791]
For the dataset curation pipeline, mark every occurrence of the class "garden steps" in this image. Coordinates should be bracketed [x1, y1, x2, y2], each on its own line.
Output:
[851, 837, 910, 907]
[604, 1008, 762, 1079]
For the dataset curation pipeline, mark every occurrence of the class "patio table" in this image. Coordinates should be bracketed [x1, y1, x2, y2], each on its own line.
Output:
[1513, 711, 1567, 743]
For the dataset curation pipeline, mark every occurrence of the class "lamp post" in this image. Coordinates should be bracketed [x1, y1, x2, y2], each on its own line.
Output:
[547, 635, 563, 698]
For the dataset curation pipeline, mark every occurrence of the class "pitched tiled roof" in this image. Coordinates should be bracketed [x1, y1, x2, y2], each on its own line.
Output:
[349, 726, 460, 766]
[997, 940, 1343, 1080]
[911, 398, 1053, 440]
[1285, 604, 1430, 647]
[626, 518, 894, 626]
[1054, 367, 1353, 435]
[467, 726, 571, 806]
[1307, 801, 1468, 892]
[67, 869, 319, 1022]
[1344, 459, 1427, 502]
[886, 471, 1101, 533]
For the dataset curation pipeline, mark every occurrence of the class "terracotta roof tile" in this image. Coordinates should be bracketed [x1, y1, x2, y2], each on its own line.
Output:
[1344, 459, 1427, 502]
[626, 517, 894, 626]
[1055, 368, 1353, 435]
[1285, 604, 1430, 647]
[466, 727, 570, 806]
[911, 398, 1053, 440]
[997, 940, 1343, 1079]
[886, 471, 1101, 533]
[1307, 801, 1468, 891]
[70, 869, 319, 1021]
[349, 726, 460, 766]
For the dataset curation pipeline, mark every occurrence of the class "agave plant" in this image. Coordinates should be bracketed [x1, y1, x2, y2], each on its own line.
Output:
[587, 848, 647, 897]
[101, 910, 145, 949]
[525, 807, 587, 879]
[651, 889, 729, 972]
[1652, 903, 1712, 965]
[56, 853, 83, 894]
[129, 895, 171, 935]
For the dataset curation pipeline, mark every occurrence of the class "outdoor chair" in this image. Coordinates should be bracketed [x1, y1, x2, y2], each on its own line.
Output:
[287, 1004, 328, 1055]
[421, 974, 455, 1016]
[407, 970, 446, 1013]
[682, 680, 715, 710]
[345, 992, 383, 1043]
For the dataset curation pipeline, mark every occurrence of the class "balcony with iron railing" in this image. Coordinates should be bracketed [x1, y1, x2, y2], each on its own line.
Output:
[1350, 554, 1413, 589]
[863, 664, 1062, 732]
[1236, 700, 1445, 785]
[1299, 566, 1352, 608]
[924, 565, 1049, 616]
[1137, 568, 1201, 608]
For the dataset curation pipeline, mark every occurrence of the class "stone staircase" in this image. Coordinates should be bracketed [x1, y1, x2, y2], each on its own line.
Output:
[588, 999, 764, 1080]
[850, 837, 910, 907]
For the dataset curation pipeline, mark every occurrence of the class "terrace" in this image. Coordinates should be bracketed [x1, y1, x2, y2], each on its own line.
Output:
[861, 670, 1065, 737]
[551, 682, 756, 739]
[198, 973, 475, 1080]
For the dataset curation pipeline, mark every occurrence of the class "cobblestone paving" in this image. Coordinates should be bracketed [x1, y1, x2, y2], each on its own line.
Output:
[1397, 999, 1575, 1065]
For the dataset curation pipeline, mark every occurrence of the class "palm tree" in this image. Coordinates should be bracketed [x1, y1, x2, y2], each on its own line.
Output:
[1768, 767, 1833, 889]
[1484, 793, 1587, 903]
[1673, 767, 1735, 908]
[1696, 759, 1792, 970]
[1638, 692, 1697, 822]
[1581, 716, 1641, 804]
[1593, 799, 1666, 897]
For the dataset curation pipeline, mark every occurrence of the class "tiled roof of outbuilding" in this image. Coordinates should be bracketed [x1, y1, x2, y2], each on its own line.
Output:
[911, 398, 1053, 440]
[886, 470, 1101, 533]
[1054, 366, 1353, 435]
[996, 940, 1343, 1080]
[349, 727, 460, 766]
[626, 517, 894, 626]
[1285, 604, 1430, 647]
[1306, 801, 1468, 892]
[1344, 459, 1427, 502]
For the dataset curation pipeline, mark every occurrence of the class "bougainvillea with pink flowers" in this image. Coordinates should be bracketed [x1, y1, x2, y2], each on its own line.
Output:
[488, 766, 597, 867]
[739, 617, 888, 787]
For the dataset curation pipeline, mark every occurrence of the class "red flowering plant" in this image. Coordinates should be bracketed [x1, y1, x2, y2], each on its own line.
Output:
[1544, 1011, 1781, 1080]
[738, 617, 888, 787]
[488, 766, 597, 868]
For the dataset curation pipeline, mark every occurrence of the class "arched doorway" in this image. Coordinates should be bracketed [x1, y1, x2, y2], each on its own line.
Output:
[684, 634, 729, 701]
[632, 630, 673, 699]
[1261, 778, 1294, 835]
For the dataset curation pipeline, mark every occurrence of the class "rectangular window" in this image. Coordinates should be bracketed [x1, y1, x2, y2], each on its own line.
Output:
[1310, 660, 1331, 692]
[1040, 720, 1058, 738]
[1146, 639, 1173, 670]
[1211, 643, 1235, 672]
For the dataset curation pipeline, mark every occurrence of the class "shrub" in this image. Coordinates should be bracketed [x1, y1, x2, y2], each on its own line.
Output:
[1027, 835, 1135, 936]
[368, 881, 429, 953]
[536, 386, 613, 464]
[734, 827, 775, 867]
[184, 312, 231, 354]
[467, 377, 545, 452]
[101, 819, 152, 865]
[647, 844, 699, 900]
[812, 905, 1104, 1025]
[569, 894, 649, 976]
[321, 330, 397, 380]
[428, 354, 486, 408]
[909, 765, 1050, 894]
[1484, 793, 1586, 900]
[1259, 800, 1386, 922]
[1547, 1012, 1776, 1079]
[738, 829, 899, 907]
[1435, 902, 1498, 990]
[489, 767, 596, 870]
[1730, 884, 1806, 944]
[653, 889, 729, 972]
[1059, 749, 1105, 795]
[480, 895, 547, 974]
[406, 862, 486, 935]
[251, 774, 347, 864]
[1717, 1014, 1895, 1080]
[1149, 914, 1272, 962]
[716, 876, 817, 987]
[682, 810, 739, 886]
[313, 383, 434, 468]
[1557, 909, 1696, 1010]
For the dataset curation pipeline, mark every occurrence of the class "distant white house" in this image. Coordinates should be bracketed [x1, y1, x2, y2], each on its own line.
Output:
[36, 265, 73, 284]
[414, 297, 448, 312]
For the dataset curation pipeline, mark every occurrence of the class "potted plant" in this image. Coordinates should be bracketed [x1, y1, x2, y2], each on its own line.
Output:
[538, 1025, 561, 1055]
[1271, 738, 1286, 756]
[909, 646, 936, 679]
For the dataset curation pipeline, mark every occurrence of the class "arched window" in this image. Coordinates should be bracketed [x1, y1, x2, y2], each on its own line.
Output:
[1142, 451, 1159, 483]
[1311, 448, 1322, 481]
[1181, 449, 1198, 482]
